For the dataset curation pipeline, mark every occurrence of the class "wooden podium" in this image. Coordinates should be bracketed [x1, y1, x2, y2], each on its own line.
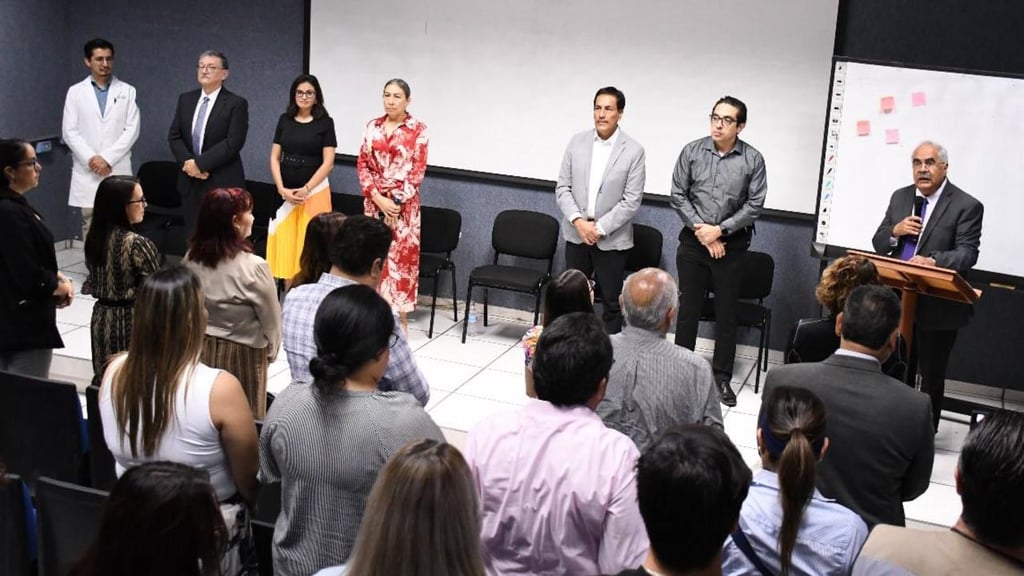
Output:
[848, 250, 981, 353]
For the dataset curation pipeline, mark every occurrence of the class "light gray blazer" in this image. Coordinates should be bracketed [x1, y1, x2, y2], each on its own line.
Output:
[554, 128, 645, 251]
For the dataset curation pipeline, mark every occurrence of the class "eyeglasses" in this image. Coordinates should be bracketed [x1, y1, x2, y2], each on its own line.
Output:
[912, 159, 945, 168]
[18, 159, 41, 168]
[126, 196, 147, 206]
[587, 279, 597, 292]
[709, 114, 738, 127]
[295, 90, 317, 99]
[389, 332, 400, 348]
[196, 64, 222, 72]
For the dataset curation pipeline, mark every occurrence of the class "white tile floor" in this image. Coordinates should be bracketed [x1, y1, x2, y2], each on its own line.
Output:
[53, 246, 974, 529]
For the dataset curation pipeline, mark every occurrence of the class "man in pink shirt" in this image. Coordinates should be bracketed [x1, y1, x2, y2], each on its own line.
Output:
[465, 312, 648, 575]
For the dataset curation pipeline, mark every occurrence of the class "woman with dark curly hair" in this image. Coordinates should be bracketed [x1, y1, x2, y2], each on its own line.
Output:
[785, 255, 907, 379]
[259, 284, 442, 575]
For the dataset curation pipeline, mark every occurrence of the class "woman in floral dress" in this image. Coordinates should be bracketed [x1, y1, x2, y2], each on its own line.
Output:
[357, 78, 429, 334]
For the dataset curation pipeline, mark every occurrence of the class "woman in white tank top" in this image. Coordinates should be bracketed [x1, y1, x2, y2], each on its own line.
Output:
[98, 264, 260, 575]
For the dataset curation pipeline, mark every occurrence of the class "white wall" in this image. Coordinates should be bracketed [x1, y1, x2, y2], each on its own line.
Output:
[310, 0, 839, 213]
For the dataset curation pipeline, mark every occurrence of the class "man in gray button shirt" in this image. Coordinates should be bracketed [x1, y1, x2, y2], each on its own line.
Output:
[669, 96, 767, 406]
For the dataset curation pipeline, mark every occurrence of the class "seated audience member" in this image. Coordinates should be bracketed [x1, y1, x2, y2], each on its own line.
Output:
[466, 312, 648, 575]
[597, 268, 722, 449]
[184, 187, 281, 418]
[521, 268, 595, 397]
[313, 439, 485, 576]
[289, 211, 345, 289]
[72, 461, 228, 576]
[764, 285, 934, 527]
[260, 284, 443, 575]
[722, 386, 868, 575]
[785, 254, 907, 380]
[99, 265, 259, 575]
[282, 215, 428, 405]
[616, 424, 751, 576]
[83, 175, 160, 377]
[853, 409, 1024, 575]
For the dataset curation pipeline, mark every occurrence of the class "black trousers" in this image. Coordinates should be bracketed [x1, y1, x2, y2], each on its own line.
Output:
[564, 241, 627, 334]
[908, 327, 958, 430]
[674, 227, 750, 379]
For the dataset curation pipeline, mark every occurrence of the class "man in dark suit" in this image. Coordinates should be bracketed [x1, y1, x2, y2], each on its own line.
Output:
[871, 141, 984, 431]
[168, 50, 248, 237]
[554, 86, 646, 334]
[763, 285, 934, 527]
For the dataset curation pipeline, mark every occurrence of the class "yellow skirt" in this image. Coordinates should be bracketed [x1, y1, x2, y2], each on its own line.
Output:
[266, 180, 332, 280]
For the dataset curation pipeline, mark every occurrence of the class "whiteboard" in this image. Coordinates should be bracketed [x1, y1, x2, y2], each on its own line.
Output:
[309, 0, 839, 213]
[816, 60, 1023, 279]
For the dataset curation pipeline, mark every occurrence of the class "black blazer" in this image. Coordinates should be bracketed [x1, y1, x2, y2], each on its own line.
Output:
[168, 87, 249, 195]
[0, 188, 63, 352]
[871, 181, 984, 330]
[763, 354, 934, 527]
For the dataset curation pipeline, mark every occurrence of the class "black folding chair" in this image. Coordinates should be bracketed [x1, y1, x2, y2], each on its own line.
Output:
[700, 251, 774, 392]
[0, 371, 89, 484]
[419, 206, 462, 337]
[136, 160, 185, 258]
[246, 180, 284, 259]
[85, 385, 117, 491]
[331, 192, 366, 216]
[0, 473, 33, 576]
[35, 477, 108, 576]
[462, 210, 559, 343]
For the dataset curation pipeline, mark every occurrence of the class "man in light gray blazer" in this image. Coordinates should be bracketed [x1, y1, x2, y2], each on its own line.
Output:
[554, 86, 646, 333]
[763, 285, 935, 528]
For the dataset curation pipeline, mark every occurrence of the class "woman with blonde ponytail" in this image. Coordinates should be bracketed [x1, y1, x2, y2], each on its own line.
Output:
[722, 386, 868, 575]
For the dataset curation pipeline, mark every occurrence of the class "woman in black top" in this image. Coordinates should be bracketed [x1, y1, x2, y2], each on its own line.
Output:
[0, 138, 74, 377]
[267, 74, 338, 285]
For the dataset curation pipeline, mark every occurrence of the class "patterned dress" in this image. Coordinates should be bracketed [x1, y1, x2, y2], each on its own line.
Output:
[356, 114, 429, 313]
[85, 228, 160, 377]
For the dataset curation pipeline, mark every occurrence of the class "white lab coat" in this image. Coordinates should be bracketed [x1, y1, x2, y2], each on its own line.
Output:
[61, 75, 141, 207]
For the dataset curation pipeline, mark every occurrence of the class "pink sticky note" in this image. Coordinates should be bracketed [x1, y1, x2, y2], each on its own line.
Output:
[881, 96, 895, 113]
[912, 91, 927, 107]
[856, 120, 871, 136]
[885, 129, 900, 144]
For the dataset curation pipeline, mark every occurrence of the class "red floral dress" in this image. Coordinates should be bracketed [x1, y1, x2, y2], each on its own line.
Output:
[356, 114, 429, 313]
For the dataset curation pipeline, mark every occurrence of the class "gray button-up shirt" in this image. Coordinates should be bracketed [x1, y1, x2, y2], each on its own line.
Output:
[670, 136, 767, 234]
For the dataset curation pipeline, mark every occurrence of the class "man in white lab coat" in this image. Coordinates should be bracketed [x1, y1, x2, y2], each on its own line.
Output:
[62, 38, 141, 240]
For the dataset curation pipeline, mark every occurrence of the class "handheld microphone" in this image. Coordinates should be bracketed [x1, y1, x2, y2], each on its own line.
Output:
[912, 196, 925, 218]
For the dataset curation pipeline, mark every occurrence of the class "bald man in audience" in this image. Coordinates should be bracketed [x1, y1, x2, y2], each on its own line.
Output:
[598, 268, 722, 450]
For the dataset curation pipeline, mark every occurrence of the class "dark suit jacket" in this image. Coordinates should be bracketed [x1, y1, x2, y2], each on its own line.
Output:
[0, 188, 63, 352]
[871, 181, 984, 330]
[763, 353, 934, 527]
[167, 87, 248, 196]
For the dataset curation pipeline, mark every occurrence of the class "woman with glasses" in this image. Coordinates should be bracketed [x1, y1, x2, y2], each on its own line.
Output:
[84, 175, 160, 377]
[259, 284, 443, 575]
[357, 78, 429, 334]
[0, 138, 73, 378]
[521, 268, 595, 397]
[184, 187, 281, 418]
[267, 74, 337, 287]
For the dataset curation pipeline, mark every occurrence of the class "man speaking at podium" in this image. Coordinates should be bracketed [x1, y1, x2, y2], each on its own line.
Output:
[871, 141, 984, 431]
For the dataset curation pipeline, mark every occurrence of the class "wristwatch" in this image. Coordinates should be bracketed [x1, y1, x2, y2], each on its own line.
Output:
[719, 224, 730, 237]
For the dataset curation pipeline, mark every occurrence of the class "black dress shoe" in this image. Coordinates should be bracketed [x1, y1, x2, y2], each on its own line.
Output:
[717, 378, 737, 407]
